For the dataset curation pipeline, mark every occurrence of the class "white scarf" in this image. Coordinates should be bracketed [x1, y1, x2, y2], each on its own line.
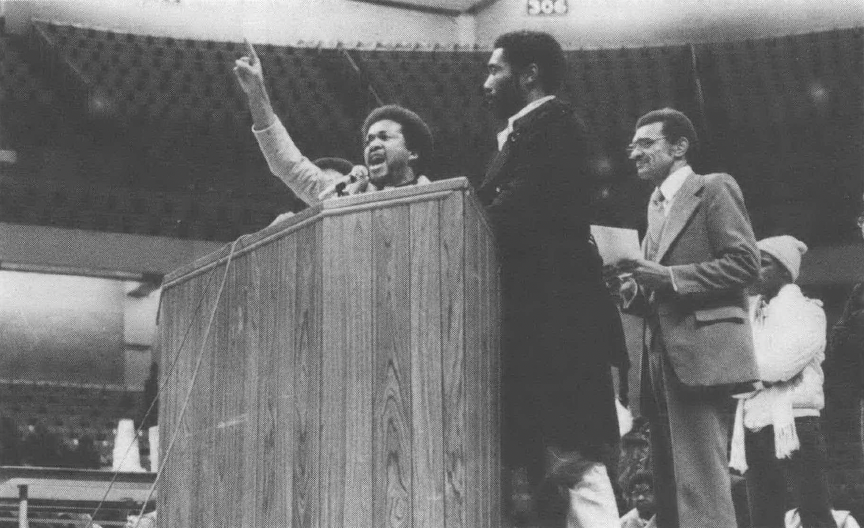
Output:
[730, 384, 800, 473]
[729, 295, 800, 473]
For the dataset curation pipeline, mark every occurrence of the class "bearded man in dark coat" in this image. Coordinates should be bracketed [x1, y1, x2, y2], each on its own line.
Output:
[478, 30, 629, 527]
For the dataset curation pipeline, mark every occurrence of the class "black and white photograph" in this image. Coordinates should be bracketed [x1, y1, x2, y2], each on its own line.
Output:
[0, 0, 861, 526]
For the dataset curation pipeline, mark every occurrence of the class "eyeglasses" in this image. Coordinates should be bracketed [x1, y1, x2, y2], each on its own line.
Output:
[626, 136, 666, 155]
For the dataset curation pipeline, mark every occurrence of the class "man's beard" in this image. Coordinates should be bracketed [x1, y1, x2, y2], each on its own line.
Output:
[368, 160, 410, 188]
[368, 166, 390, 187]
[487, 80, 524, 120]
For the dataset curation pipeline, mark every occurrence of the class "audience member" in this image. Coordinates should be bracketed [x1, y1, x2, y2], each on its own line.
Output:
[57, 513, 102, 528]
[234, 41, 433, 205]
[125, 510, 157, 528]
[616, 417, 651, 511]
[619, 471, 656, 528]
[613, 108, 759, 527]
[785, 508, 861, 528]
[729, 235, 833, 528]
[478, 30, 628, 527]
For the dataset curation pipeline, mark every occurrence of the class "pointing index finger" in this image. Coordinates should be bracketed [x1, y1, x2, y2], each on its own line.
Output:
[244, 38, 258, 65]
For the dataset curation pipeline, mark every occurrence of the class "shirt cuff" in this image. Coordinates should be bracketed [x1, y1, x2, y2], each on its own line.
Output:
[251, 119, 279, 135]
[668, 267, 679, 292]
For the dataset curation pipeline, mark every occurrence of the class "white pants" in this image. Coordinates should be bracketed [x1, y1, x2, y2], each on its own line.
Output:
[567, 462, 620, 528]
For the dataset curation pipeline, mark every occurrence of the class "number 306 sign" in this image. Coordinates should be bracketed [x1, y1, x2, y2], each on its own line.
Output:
[527, 0, 567, 15]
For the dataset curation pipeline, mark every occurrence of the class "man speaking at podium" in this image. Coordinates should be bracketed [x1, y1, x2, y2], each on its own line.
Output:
[234, 41, 433, 205]
[478, 30, 628, 527]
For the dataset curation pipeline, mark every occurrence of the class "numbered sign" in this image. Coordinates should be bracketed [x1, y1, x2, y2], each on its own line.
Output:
[527, 0, 567, 15]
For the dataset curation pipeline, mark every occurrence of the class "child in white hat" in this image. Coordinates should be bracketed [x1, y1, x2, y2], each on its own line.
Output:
[730, 235, 834, 528]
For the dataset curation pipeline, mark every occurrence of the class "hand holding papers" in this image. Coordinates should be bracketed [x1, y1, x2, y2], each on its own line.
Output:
[591, 225, 640, 265]
[592, 225, 640, 301]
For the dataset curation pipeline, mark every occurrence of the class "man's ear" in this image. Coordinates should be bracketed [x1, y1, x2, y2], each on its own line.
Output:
[671, 137, 690, 159]
[518, 63, 539, 90]
[409, 151, 419, 162]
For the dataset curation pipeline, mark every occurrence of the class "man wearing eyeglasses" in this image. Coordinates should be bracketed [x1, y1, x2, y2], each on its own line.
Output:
[610, 108, 760, 527]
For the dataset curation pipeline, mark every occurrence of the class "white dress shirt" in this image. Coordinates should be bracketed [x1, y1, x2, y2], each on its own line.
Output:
[654, 164, 693, 217]
[621, 164, 694, 303]
[496, 95, 556, 151]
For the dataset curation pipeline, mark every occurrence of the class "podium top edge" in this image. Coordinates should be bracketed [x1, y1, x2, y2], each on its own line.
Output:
[320, 176, 473, 211]
[162, 177, 485, 288]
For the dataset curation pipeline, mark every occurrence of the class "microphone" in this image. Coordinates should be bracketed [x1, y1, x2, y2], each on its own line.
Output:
[317, 165, 370, 200]
[319, 174, 354, 200]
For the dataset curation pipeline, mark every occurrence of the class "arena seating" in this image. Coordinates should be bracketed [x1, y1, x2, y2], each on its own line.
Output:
[0, 176, 278, 241]
[0, 22, 861, 248]
[31, 21, 360, 154]
[0, 381, 144, 470]
[0, 31, 54, 105]
[695, 27, 863, 242]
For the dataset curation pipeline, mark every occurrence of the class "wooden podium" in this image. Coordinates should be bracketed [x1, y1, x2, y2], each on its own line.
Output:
[157, 178, 501, 528]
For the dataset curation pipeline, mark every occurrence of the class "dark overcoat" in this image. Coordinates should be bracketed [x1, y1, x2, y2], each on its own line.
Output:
[477, 98, 627, 475]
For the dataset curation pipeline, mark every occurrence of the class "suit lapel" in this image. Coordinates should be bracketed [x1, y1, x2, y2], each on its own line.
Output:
[654, 173, 704, 263]
[481, 140, 511, 189]
[481, 99, 559, 190]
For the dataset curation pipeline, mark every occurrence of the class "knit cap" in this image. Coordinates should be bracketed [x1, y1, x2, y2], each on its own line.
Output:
[757, 235, 808, 282]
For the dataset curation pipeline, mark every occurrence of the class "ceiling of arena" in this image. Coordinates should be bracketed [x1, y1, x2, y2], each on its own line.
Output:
[354, 0, 492, 15]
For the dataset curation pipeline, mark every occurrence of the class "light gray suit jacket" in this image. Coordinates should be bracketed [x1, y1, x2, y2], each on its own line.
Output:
[628, 171, 760, 387]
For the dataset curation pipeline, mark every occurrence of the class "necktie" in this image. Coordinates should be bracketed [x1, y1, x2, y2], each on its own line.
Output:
[645, 188, 666, 262]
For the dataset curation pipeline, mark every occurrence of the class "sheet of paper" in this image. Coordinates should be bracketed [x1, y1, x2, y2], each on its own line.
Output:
[590, 225, 641, 265]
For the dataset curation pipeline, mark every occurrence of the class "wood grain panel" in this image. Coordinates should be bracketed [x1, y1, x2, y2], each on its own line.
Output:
[255, 241, 278, 528]
[167, 280, 187, 528]
[259, 236, 297, 527]
[440, 192, 466, 528]
[293, 222, 322, 528]
[188, 272, 216, 528]
[176, 274, 199, 528]
[213, 258, 244, 528]
[341, 211, 374, 528]
[478, 221, 491, 528]
[243, 248, 265, 528]
[462, 198, 484, 528]
[321, 216, 349, 528]
[486, 223, 502, 528]
[157, 280, 178, 528]
[158, 182, 500, 528]
[409, 199, 445, 528]
[372, 205, 413, 528]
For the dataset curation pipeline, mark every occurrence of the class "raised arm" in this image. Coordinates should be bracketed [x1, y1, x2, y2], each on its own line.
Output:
[233, 39, 277, 130]
[233, 40, 338, 205]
